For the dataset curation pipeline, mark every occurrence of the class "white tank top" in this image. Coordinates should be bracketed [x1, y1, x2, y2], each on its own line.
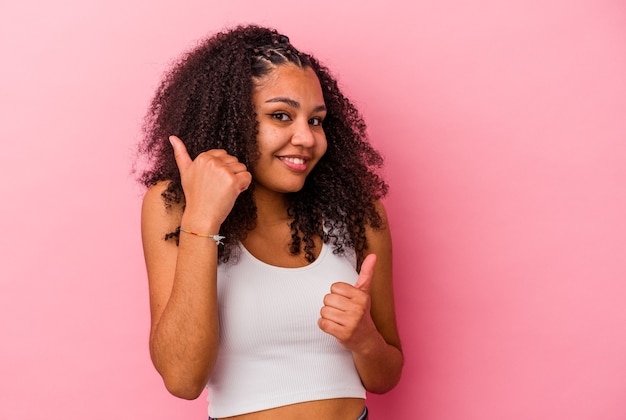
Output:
[207, 242, 366, 418]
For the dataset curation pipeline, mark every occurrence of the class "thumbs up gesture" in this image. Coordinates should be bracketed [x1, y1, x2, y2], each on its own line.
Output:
[169, 135, 252, 226]
[318, 254, 378, 353]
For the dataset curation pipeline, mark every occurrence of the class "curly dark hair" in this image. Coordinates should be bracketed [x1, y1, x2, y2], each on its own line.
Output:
[137, 24, 388, 263]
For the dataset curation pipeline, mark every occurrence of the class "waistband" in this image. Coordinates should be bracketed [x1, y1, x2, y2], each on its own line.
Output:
[209, 406, 368, 420]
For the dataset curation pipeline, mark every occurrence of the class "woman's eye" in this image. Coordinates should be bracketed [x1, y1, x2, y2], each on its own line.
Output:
[309, 117, 324, 126]
[270, 113, 290, 121]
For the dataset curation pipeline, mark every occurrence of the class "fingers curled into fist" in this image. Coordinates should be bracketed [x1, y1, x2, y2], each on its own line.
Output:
[318, 254, 379, 354]
[169, 135, 252, 225]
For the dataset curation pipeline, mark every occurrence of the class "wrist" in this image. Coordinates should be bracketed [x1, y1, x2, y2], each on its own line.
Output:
[178, 227, 226, 245]
[354, 329, 387, 357]
[180, 212, 223, 234]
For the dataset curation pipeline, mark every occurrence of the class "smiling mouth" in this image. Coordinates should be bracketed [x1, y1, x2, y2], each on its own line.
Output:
[280, 157, 306, 165]
[278, 156, 309, 171]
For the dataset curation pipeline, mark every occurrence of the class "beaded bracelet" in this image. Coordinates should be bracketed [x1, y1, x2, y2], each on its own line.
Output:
[178, 227, 226, 245]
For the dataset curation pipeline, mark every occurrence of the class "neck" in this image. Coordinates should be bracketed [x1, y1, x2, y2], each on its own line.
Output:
[252, 188, 291, 227]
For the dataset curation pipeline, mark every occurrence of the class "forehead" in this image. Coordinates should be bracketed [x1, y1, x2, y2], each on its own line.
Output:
[252, 64, 324, 103]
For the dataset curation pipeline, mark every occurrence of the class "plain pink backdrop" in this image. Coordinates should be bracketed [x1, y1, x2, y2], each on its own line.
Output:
[2, 0, 625, 419]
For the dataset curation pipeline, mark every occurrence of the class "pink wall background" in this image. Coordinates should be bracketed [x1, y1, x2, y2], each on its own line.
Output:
[2, 0, 625, 418]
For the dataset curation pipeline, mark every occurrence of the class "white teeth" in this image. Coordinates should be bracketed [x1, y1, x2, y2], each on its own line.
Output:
[281, 157, 305, 165]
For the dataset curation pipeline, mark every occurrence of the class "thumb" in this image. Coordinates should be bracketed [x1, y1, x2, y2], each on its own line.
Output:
[354, 253, 376, 292]
[169, 135, 192, 173]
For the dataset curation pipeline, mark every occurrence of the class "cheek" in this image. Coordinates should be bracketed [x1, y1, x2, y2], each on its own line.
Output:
[315, 128, 327, 146]
[255, 128, 279, 154]
[318, 135, 328, 157]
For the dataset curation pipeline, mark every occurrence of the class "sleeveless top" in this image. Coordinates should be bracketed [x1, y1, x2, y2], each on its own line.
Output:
[206, 242, 366, 418]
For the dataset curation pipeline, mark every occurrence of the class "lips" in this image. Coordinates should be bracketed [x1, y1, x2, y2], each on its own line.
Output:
[278, 156, 309, 171]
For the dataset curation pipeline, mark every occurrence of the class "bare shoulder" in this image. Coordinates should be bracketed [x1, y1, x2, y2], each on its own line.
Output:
[141, 181, 184, 237]
[364, 200, 392, 255]
[141, 180, 182, 215]
[363, 200, 401, 350]
[141, 180, 183, 276]
[141, 181, 184, 330]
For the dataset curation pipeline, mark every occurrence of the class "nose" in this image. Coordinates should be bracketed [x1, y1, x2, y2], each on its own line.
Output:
[290, 120, 316, 148]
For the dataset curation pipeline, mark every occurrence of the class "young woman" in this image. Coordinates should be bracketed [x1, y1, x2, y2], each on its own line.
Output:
[138, 25, 402, 420]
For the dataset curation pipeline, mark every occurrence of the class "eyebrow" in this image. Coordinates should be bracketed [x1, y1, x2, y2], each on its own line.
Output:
[265, 97, 326, 112]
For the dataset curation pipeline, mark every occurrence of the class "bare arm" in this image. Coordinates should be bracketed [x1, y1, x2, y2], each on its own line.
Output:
[318, 201, 403, 393]
[142, 136, 251, 399]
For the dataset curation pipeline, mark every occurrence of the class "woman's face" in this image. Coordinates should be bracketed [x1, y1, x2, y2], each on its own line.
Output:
[251, 63, 327, 198]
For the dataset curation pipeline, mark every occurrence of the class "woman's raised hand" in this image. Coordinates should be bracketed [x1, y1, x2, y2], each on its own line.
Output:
[318, 254, 380, 354]
[169, 135, 252, 227]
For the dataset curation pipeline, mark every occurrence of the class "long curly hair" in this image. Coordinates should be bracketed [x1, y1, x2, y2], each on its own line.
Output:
[137, 24, 388, 263]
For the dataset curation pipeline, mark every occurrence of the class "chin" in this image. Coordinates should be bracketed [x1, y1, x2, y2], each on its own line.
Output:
[282, 182, 308, 193]
[282, 186, 305, 194]
[275, 178, 308, 193]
